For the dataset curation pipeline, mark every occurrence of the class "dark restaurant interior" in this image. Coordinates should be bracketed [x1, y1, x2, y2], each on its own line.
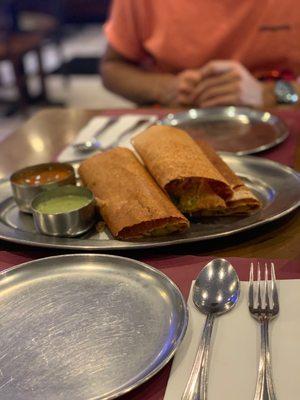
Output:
[0, 1, 299, 400]
[0, 0, 127, 139]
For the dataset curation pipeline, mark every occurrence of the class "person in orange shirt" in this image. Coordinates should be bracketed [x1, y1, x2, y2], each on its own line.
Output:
[101, 0, 300, 108]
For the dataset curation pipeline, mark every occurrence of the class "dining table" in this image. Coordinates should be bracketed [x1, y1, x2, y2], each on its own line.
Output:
[0, 106, 299, 400]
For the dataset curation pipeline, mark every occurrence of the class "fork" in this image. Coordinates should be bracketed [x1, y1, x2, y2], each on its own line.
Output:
[248, 262, 279, 400]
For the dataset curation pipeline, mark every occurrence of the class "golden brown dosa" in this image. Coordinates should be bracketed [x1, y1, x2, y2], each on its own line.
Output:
[132, 125, 232, 199]
[78, 147, 189, 239]
[132, 125, 260, 215]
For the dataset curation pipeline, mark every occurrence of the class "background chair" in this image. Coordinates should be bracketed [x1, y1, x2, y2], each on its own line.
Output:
[0, 0, 66, 114]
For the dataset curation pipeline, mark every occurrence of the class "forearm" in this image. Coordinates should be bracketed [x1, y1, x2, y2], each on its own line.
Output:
[262, 81, 300, 108]
[101, 60, 176, 105]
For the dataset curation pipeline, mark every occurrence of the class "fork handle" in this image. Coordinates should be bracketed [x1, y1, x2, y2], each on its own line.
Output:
[181, 314, 214, 400]
[254, 319, 277, 400]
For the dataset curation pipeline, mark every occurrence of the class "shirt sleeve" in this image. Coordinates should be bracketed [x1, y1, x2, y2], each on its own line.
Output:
[104, 0, 146, 62]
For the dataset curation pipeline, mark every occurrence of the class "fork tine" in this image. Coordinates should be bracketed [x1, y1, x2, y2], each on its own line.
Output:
[271, 262, 279, 310]
[257, 262, 262, 310]
[265, 263, 270, 311]
[249, 263, 254, 308]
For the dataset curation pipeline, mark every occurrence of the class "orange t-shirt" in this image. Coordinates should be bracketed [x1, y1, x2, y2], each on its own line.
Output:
[104, 0, 300, 76]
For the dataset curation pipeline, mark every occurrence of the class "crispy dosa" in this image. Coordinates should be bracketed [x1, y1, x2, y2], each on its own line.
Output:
[78, 147, 189, 239]
[132, 126, 231, 214]
[132, 126, 260, 215]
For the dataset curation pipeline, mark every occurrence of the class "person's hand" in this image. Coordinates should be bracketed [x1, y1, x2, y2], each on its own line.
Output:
[193, 60, 263, 108]
[159, 69, 201, 106]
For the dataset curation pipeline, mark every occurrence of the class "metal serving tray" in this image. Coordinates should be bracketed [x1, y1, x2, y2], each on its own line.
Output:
[0, 155, 299, 250]
[158, 107, 289, 155]
[0, 254, 188, 400]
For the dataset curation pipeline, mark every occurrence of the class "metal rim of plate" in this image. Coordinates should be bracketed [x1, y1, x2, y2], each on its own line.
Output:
[0, 253, 188, 400]
[158, 106, 289, 155]
[0, 155, 299, 250]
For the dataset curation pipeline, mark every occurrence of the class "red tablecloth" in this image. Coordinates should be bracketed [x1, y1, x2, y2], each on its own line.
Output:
[262, 109, 300, 166]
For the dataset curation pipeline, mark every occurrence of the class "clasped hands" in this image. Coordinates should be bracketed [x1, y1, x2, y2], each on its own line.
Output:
[169, 60, 264, 108]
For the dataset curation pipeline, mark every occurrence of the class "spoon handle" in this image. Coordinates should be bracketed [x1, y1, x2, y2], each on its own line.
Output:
[181, 314, 215, 400]
[199, 314, 215, 399]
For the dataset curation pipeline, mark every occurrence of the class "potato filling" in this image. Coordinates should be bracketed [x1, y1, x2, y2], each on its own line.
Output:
[167, 179, 226, 214]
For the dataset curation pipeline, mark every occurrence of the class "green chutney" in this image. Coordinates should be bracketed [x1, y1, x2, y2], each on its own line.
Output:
[36, 195, 90, 214]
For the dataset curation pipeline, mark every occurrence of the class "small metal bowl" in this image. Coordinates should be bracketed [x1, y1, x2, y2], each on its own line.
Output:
[31, 185, 96, 237]
[10, 162, 76, 213]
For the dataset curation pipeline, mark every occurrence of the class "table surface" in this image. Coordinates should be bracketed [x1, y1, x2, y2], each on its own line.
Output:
[0, 107, 299, 261]
[0, 107, 299, 400]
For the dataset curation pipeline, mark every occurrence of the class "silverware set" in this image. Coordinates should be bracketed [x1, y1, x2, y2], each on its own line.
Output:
[182, 260, 279, 400]
[73, 116, 155, 153]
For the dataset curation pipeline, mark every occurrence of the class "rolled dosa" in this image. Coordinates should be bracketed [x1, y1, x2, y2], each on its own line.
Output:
[132, 126, 260, 215]
[78, 147, 189, 239]
[197, 140, 261, 215]
[132, 126, 231, 214]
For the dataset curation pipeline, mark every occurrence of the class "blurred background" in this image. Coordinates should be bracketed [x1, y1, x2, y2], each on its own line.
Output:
[0, 0, 133, 140]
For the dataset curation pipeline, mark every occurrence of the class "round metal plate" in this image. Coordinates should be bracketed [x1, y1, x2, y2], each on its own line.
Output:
[158, 107, 289, 155]
[0, 155, 299, 250]
[0, 254, 188, 400]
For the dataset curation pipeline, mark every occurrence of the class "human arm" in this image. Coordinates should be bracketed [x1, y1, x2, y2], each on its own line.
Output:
[103, 0, 203, 106]
[101, 45, 202, 106]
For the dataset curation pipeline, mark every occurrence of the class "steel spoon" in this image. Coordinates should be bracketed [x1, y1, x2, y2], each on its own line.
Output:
[73, 118, 151, 153]
[182, 258, 240, 400]
[73, 116, 119, 153]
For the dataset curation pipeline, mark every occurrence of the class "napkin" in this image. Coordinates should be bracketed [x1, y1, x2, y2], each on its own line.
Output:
[164, 280, 300, 400]
[57, 114, 157, 162]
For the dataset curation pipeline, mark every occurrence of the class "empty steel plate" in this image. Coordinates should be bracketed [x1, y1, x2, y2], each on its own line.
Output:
[0, 254, 188, 400]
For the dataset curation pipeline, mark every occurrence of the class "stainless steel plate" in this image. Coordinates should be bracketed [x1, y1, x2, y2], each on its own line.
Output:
[0, 155, 299, 250]
[0, 254, 188, 400]
[159, 107, 289, 155]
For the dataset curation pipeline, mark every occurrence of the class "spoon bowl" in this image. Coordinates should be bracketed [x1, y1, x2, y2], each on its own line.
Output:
[73, 138, 102, 153]
[193, 258, 240, 315]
